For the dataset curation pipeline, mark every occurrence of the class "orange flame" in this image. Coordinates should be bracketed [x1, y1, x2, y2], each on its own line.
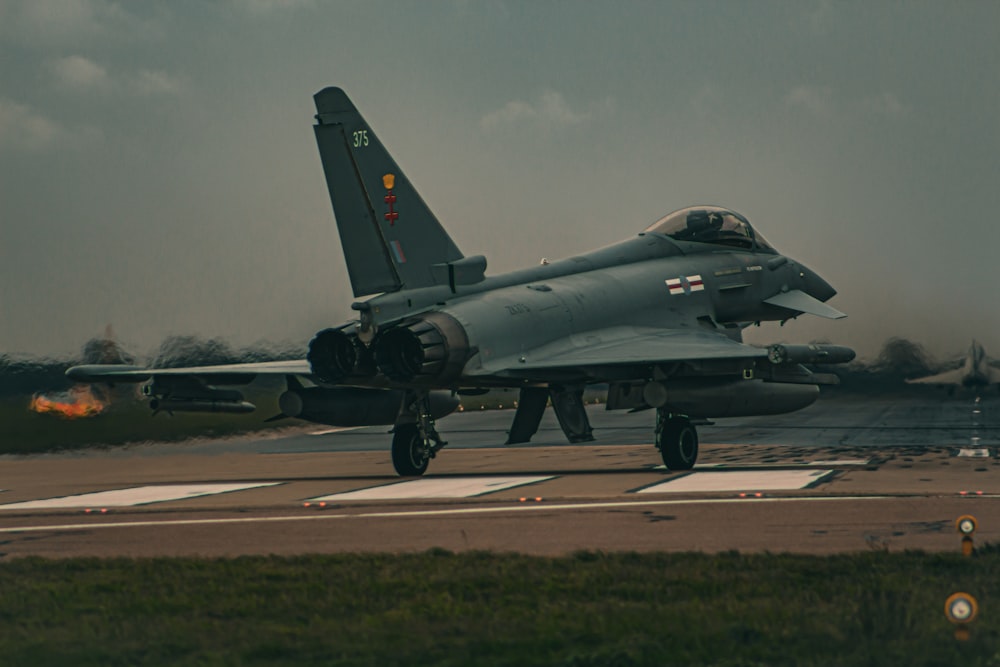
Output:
[30, 385, 106, 419]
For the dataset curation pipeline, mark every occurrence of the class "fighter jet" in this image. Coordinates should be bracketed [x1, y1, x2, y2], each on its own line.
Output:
[906, 340, 1000, 391]
[68, 86, 855, 475]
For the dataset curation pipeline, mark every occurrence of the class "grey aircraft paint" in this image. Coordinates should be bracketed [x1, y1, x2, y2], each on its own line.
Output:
[69, 87, 855, 476]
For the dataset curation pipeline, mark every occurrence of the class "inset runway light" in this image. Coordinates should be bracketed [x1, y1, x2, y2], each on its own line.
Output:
[535, 497, 543, 502]
[519, 497, 527, 502]
[84, 508, 92, 514]
[303, 502, 311, 508]
[100, 508, 107, 514]
[318, 501, 327, 508]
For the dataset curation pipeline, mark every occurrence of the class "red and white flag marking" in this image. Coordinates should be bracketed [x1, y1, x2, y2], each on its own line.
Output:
[665, 274, 705, 295]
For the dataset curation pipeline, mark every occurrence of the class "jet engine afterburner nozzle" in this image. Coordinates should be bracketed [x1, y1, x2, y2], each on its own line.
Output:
[373, 312, 470, 383]
[307, 328, 359, 383]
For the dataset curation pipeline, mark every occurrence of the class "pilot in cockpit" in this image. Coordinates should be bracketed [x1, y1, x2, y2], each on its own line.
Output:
[685, 209, 723, 235]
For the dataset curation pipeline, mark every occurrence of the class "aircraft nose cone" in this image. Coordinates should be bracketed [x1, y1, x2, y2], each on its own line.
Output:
[797, 263, 837, 302]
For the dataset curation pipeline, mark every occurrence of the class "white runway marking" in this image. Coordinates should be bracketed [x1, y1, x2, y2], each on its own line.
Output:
[956, 448, 991, 458]
[670, 458, 869, 470]
[637, 470, 833, 494]
[309, 427, 362, 436]
[313, 476, 555, 501]
[808, 459, 870, 466]
[5, 495, 984, 535]
[0, 483, 281, 510]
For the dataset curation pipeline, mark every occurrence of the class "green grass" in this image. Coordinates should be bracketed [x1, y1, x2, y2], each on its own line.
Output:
[1, 550, 999, 666]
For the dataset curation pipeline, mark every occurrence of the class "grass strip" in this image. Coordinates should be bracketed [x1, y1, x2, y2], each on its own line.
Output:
[1, 550, 998, 666]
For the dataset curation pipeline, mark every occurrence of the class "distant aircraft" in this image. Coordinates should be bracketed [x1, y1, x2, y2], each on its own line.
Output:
[906, 340, 1000, 391]
[68, 87, 854, 475]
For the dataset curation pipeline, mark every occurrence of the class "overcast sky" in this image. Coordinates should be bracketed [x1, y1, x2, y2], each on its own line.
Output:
[2, 0, 998, 363]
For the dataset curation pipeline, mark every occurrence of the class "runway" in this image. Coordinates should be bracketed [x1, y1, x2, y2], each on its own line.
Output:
[1, 393, 997, 558]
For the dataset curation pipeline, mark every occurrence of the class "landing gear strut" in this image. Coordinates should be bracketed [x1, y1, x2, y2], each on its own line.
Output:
[655, 410, 698, 470]
[391, 392, 447, 476]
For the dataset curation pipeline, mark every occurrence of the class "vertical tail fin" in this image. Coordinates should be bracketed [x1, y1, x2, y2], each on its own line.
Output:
[313, 87, 464, 297]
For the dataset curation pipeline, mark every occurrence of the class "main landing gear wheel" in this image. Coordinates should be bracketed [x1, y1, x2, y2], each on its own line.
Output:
[391, 424, 430, 476]
[657, 414, 698, 470]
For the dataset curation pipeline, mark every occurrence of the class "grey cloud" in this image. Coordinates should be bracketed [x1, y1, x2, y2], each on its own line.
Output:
[785, 85, 835, 117]
[481, 91, 614, 130]
[5, 0, 102, 38]
[51, 55, 110, 90]
[2, 2, 999, 362]
[786, 85, 910, 121]
[0, 0, 129, 44]
[790, 0, 836, 35]
[860, 92, 908, 118]
[238, 0, 314, 14]
[0, 99, 60, 151]
[49, 55, 181, 97]
[132, 69, 183, 96]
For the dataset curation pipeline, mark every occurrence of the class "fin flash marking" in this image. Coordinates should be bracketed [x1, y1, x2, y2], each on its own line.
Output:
[383, 173, 399, 226]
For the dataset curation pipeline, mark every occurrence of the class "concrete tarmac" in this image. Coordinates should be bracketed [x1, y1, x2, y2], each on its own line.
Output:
[1, 393, 997, 558]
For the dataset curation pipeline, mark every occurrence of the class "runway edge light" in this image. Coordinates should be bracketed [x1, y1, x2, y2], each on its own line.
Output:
[956, 515, 977, 556]
[945, 592, 978, 641]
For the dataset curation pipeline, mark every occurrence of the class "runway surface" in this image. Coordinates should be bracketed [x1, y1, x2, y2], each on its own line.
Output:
[1, 393, 997, 558]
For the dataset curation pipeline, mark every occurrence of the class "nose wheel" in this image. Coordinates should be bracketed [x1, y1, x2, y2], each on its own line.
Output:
[656, 411, 698, 470]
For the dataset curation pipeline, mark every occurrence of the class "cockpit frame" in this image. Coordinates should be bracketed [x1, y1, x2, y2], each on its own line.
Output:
[645, 206, 776, 253]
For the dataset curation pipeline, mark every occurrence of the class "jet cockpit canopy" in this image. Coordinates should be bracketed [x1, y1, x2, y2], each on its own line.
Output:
[645, 206, 775, 252]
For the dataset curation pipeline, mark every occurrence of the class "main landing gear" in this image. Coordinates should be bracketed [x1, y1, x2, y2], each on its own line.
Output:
[655, 409, 698, 470]
[391, 392, 446, 476]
